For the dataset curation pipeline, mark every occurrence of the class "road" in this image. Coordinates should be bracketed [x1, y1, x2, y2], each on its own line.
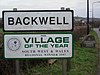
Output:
[94, 28, 100, 75]
[94, 28, 100, 39]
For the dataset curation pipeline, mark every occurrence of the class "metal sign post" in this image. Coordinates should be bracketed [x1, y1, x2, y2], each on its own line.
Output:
[62, 59, 67, 75]
[15, 60, 20, 75]
[13, 8, 20, 75]
[61, 7, 72, 75]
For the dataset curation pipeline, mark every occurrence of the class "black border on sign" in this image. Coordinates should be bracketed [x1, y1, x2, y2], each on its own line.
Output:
[2, 10, 74, 32]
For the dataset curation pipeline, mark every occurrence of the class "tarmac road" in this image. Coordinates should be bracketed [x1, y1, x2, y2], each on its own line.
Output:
[94, 28, 100, 75]
[94, 28, 100, 39]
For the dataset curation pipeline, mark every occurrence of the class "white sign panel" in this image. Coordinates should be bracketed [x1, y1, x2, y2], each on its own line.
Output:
[3, 10, 73, 31]
[4, 33, 73, 58]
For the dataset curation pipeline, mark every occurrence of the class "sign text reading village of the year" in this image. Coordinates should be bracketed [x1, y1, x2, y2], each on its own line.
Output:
[4, 33, 73, 58]
[3, 10, 73, 31]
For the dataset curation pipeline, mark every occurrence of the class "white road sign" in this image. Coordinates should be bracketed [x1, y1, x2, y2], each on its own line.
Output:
[4, 33, 73, 58]
[3, 10, 73, 31]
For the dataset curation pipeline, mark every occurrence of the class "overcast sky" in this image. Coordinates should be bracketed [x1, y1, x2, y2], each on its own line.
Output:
[0, 0, 100, 18]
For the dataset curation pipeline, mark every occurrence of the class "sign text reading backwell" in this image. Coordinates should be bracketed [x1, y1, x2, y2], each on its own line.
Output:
[3, 10, 73, 31]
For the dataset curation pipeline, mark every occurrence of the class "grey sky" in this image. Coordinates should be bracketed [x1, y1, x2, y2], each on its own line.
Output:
[0, 0, 100, 18]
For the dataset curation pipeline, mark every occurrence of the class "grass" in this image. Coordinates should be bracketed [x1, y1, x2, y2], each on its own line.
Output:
[90, 30, 99, 43]
[0, 27, 99, 75]
[23, 30, 99, 75]
[68, 30, 99, 75]
[28, 62, 62, 75]
[68, 42, 98, 75]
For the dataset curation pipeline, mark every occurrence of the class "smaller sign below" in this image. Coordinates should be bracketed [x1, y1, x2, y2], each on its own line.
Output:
[81, 34, 96, 48]
[4, 33, 73, 58]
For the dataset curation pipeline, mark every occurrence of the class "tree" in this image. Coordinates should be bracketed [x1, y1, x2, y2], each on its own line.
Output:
[0, 18, 2, 28]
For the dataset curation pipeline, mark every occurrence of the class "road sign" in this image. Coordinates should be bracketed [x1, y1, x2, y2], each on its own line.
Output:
[3, 10, 73, 31]
[4, 33, 73, 58]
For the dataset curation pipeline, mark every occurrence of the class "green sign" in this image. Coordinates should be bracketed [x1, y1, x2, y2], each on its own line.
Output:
[4, 32, 73, 58]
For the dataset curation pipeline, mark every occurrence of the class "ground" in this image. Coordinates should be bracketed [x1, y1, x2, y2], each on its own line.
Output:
[94, 28, 100, 75]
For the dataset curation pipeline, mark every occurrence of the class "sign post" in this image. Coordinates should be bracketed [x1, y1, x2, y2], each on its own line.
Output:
[13, 8, 20, 75]
[3, 9, 74, 75]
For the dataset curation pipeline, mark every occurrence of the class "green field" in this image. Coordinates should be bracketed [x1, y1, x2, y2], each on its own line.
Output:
[0, 28, 99, 75]
[68, 43, 98, 75]
[68, 31, 98, 75]
[23, 30, 98, 75]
